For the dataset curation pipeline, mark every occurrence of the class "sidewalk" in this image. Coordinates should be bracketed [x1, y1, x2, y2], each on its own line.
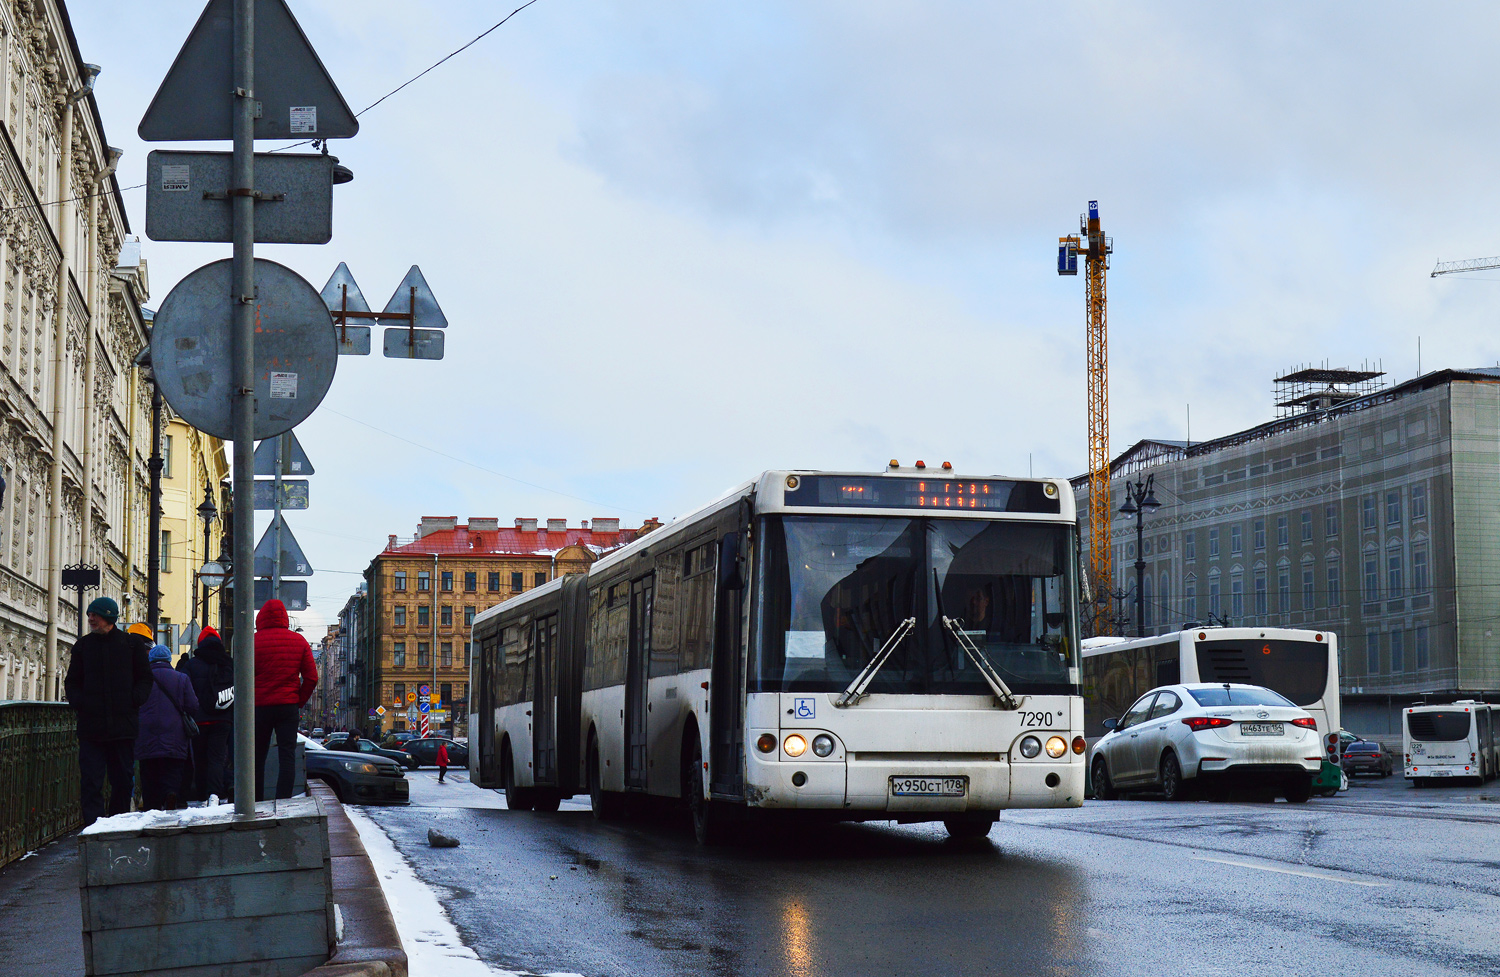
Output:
[0, 839, 85, 977]
[0, 788, 407, 977]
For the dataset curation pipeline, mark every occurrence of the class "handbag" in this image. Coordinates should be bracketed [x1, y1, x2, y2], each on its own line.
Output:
[153, 671, 200, 738]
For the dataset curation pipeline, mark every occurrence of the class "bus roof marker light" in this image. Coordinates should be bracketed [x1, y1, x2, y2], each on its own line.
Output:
[915, 460, 926, 469]
[1044, 482, 1059, 498]
[785, 475, 800, 490]
[889, 459, 900, 470]
[941, 461, 953, 471]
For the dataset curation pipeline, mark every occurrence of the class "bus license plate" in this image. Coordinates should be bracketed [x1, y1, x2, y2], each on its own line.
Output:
[891, 776, 967, 797]
[1430, 769, 1452, 777]
[1240, 722, 1284, 736]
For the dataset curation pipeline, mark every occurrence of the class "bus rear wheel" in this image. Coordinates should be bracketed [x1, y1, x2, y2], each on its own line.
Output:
[588, 737, 625, 821]
[502, 750, 534, 812]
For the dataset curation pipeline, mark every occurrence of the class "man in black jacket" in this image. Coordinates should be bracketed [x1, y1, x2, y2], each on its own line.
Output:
[177, 625, 234, 801]
[64, 597, 152, 826]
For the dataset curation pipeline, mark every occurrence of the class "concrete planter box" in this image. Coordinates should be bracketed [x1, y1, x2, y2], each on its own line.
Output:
[78, 797, 333, 976]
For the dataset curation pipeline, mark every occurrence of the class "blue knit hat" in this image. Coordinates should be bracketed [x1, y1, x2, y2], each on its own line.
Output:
[148, 644, 172, 663]
[86, 596, 119, 623]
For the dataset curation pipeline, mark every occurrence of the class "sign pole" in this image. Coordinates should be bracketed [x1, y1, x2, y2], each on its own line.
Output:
[272, 432, 286, 600]
[231, 0, 258, 818]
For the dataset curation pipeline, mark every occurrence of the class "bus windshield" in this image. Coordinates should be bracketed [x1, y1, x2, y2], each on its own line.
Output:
[752, 515, 1077, 695]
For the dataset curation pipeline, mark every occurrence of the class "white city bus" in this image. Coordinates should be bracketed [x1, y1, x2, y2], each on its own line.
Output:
[1082, 628, 1342, 763]
[472, 468, 1087, 842]
[1404, 701, 1496, 785]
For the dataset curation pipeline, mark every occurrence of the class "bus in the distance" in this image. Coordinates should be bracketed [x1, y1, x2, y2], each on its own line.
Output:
[1404, 701, 1496, 785]
[472, 467, 1088, 843]
[1082, 628, 1342, 767]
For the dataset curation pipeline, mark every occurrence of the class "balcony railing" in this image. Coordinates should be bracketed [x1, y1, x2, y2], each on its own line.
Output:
[0, 702, 80, 868]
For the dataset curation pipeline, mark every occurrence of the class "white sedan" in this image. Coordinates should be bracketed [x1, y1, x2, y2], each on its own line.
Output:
[1089, 683, 1324, 803]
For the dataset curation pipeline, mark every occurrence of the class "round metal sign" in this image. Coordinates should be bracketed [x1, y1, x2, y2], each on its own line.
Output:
[150, 258, 337, 440]
[198, 560, 227, 587]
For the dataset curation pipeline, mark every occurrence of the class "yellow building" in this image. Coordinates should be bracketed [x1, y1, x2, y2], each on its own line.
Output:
[154, 415, 228, 654]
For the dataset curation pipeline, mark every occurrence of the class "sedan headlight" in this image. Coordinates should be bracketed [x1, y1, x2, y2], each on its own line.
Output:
[1045, 736, 1068, 758]
[1019, 735, 1042, 758]
[811, 734, 835, 757]
[341, 760, 380, 775]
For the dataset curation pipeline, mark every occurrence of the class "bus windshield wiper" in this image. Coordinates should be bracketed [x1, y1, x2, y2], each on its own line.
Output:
[836, 617, 916, 707]
[942, 616, 1019, 709]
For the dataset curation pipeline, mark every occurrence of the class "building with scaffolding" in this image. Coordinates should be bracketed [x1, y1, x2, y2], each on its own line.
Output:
[1074, 366, 1500, 734]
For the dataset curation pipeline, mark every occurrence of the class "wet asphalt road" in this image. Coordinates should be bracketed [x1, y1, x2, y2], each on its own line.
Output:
[367, 771, 1500, 977]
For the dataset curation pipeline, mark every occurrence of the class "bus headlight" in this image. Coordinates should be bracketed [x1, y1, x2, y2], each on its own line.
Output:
[811, 734, 835, 757]
[783, 734, 808, 757]
[757, 733, 777, 754]
[1045, 736, 1068, 758]
[1019, 735, 1042, 758]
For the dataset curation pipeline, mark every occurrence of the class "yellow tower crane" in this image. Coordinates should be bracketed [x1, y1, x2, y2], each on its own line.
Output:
[1058, 201, 1113, 635]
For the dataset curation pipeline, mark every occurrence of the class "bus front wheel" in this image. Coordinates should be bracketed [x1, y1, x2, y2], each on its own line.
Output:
[688, 740, 731, 846]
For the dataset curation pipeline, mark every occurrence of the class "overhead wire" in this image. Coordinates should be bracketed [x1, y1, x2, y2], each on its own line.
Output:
[268, 0, 544, 155]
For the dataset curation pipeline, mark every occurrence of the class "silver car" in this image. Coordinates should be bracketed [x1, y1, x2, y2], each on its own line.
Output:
[1090, 683, 1323, 803]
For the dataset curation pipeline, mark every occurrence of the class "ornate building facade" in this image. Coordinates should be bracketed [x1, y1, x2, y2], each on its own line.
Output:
[356, 517, 655, 737]
[0, 0, 145, 701]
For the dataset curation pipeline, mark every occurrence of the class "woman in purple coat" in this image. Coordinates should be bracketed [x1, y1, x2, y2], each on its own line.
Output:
[138, 645, 200, 810]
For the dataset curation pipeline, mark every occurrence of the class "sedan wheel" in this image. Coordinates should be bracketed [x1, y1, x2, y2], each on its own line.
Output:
[1160, 752, 1186, 802]
[1091, 756, 1118, 800]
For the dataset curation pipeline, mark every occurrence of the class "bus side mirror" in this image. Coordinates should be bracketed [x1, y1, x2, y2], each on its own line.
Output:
[718, 533, 745, 591]
[1102, 718, 1118, 732]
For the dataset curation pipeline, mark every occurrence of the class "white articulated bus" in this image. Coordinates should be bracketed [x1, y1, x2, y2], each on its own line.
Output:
[1082, 628, 1342, 765]
[471, 468, 1087, 843]
[1404, 702, 1496, 785]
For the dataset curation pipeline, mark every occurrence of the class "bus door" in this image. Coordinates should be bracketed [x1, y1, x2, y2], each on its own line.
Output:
[533, 615, 559, 786]
[625, 574, 654, 790]
[710, 532, 746, 799]
[477, 635, 497, 785]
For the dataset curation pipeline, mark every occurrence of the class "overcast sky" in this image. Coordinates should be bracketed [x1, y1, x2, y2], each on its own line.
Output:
[70, 1, 1500, 631]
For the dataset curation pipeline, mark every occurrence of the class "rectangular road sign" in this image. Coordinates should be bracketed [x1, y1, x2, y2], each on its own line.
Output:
[252, 479, 310, 510]
[383, 328, 444, 360]
[428, 693, 440, 704]
[146, 150, 338, 243]
[335, 325, 370, 355]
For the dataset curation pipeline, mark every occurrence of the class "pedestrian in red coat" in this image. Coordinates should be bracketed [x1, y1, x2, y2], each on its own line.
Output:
[436, 741, 449, 783]
[252, 599, 318, 800]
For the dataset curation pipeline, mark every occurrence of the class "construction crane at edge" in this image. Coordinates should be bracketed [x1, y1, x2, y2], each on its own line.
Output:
[1058, 201, 1114, 636]
[1432, 255, 1500, 277]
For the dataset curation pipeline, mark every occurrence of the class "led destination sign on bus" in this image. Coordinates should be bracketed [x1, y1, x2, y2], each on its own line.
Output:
[783, 476, 1060, 513]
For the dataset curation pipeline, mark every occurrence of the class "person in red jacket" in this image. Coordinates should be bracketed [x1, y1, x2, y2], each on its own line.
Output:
[252, 599, 318, 800]
[436, 740, 449, 783]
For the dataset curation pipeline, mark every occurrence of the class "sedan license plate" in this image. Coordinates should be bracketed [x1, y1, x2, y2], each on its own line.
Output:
[1239, 722, 1284, 736]
[891, 776, 967, 797]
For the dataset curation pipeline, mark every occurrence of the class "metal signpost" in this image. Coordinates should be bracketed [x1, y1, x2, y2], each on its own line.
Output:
[141, 0, 357, 818]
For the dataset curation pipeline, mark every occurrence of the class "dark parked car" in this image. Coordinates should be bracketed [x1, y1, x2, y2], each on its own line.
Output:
[402, 736, 469, 769]
[1341, 740, 1394, 777]
[380, 731, 417, 750]
[322, 735, 419, 771]
[301, 736, 409, 805]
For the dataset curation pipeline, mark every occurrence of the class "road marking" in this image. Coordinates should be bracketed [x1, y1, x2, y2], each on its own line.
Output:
[1191, 854, 1387, 887]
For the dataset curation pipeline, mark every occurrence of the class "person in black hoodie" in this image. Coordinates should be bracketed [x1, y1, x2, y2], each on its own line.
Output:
[64, 597, 152, 826]
[177, 625, 235, 802]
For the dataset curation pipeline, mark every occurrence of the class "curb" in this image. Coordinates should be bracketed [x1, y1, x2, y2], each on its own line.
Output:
[305, 782, 408, 977]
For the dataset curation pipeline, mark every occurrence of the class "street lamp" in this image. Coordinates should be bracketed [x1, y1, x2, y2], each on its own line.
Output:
[1119, 473, 1161, 638]
[196, 486, 219, 628]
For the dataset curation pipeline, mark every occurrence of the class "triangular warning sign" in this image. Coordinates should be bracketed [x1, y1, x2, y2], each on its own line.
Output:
[253, 432, 315, 476]
[139, 0, 358, 142]
[254, 514, 313, 577]
[321, 262, 371, 317]
[381, 266, 448, 329]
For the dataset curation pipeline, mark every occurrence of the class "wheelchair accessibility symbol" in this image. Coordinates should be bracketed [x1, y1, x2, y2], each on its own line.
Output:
[793, 697, 816, 720]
